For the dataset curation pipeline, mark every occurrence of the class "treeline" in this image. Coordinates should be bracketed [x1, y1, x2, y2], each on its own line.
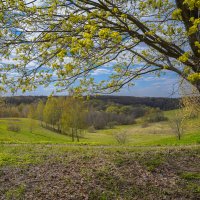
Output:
[3, 95, 180, 110]
[35, 97, 86, 141]
[0, 103, 30, 118]
[0, 97, 168, 126]
[92, 96, 180, 110]
[1, 96, 168, 141]
[31, 97, 167, 133]
[30, 97, 145, 131]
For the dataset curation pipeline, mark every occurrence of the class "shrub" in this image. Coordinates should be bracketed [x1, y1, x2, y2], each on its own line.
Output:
[144, 108, 168, 123]
[7, 123, 21, 132]
[88, 125, 96, 133]
[141, 122, 149, 128]
[169, 114, 185, 140]
[114, 131, 128, 144]
[107, 121, 117, 129]
[86, 111, 107, 129]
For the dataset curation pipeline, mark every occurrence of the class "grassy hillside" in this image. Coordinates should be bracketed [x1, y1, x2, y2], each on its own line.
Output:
[0, 109, 199, 146]
[0, 118, 71, 144]
[0, 109, 200, 199]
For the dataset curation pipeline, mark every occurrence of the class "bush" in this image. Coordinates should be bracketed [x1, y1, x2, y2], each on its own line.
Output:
[144, 108, 168, 123]
[169, 113, 185, 140]
[117, 114, 135, 125]
[141, 122, 149, 128]
[7, 123, 21, 132]
[88, 125, 96, 133]
[86, 111, 108, 129]
[107, 121, 117, 129]
[114, 131, 128, 144]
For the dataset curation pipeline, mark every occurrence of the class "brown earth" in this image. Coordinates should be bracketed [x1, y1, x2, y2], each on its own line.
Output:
[0, 148, 200, 200]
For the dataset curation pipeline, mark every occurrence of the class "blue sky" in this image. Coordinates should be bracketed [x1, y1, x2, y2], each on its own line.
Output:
[17, 70, 180, 97]
[1, 56, 180, 97]
[1, 54, 180, 97]
[0, 42, 180, 98]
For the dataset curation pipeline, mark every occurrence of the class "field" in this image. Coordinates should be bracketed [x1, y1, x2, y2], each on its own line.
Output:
[0, 110, 200, 146]
[0, 110, 200, 199]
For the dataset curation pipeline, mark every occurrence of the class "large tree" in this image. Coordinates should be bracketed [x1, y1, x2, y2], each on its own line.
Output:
[0, 0, 200, 94]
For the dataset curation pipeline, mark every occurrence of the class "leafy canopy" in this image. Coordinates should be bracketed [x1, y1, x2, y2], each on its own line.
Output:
[0, 0, 200, 94]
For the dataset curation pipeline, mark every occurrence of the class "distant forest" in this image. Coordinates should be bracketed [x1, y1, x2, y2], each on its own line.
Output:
[3, 96, 180, 111]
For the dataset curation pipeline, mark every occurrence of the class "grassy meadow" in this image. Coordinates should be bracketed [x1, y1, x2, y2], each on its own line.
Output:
[0, 109, 199, 146]
[0, 109, 200, 199]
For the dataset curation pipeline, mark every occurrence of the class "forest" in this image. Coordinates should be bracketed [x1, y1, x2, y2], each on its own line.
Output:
[1, 96, 169, 141]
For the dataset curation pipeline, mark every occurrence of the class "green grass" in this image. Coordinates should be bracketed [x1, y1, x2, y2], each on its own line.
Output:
[0, 118, 72, 144]
[5, 184, 26, 200]
[0, 109, 199, 199]
[180, 172, 200, 180]
[0, 109, 200, 146]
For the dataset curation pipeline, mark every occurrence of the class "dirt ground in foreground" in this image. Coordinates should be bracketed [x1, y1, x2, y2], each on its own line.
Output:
[0, 148, 200, 200]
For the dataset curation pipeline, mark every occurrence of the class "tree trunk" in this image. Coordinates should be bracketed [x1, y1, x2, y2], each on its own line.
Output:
[71, 128, 74, 142]
[76, 129, 79, 142]
[178, 134, 181, 140]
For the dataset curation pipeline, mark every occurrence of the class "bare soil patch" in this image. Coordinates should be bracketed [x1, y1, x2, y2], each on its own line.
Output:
[0, 148, 200, 200]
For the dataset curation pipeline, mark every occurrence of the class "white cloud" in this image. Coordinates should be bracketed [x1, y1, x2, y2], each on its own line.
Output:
[91, 68, 111, 76]
[0, 58, 19, 65]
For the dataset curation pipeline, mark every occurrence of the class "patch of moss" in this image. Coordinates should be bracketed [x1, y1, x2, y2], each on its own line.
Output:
[140, 154, 165, 172]
[6, 184, 26, 200]
[89, 190, 116, 200]
[113, 156, 130, 167]
[186, 182, 200, 193]
[180, 172, 200, 180]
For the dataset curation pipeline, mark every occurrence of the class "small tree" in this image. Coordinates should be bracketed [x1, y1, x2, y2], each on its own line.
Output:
[7, 123, 21, 132]
[170, 86, 200, 140]
[144, 108, 168, 123]
[43, 97, 61, 130]
[0, 97, 4, 118]
[28, 105, 37, 133]
[114, 131, 128, 145]
[170, 112, 185, 140]
[36, 100, 44, 125]
[61, 97, 86, 142]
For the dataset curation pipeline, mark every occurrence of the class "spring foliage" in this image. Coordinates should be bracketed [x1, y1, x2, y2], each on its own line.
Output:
[0, 0, 200, 94]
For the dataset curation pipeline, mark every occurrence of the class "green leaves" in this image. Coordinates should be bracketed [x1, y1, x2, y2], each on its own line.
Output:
[183, 0, 200, 10]
[171, 9, 182, 20]
[188, 18, 200, 35]
[188, 73, 200, 83]
[0, 0, 200, 94]
[178, 52, 190, 63]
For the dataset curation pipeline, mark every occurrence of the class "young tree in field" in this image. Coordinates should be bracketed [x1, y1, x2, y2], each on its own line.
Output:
[0, 97, 4, 109]
[170, 111, 185, 140]
[181, 86, 200, 118]
[61, 97, 86, 142]
[114, 131, 129, 145]
[43, 97, 63, 131]
[28, 104, 37, 133]
[0, 97, 5, 118]
[0, 0, 199, 94]
[52, 97, 65, 132]
[36, 100, 45, 125]
[43, 97, 54, 127]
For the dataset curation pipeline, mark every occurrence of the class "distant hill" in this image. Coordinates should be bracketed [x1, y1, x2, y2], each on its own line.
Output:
[3, 96, 47, 105]
[91, 96, 180, 110]
[3, 95, 180, 110]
